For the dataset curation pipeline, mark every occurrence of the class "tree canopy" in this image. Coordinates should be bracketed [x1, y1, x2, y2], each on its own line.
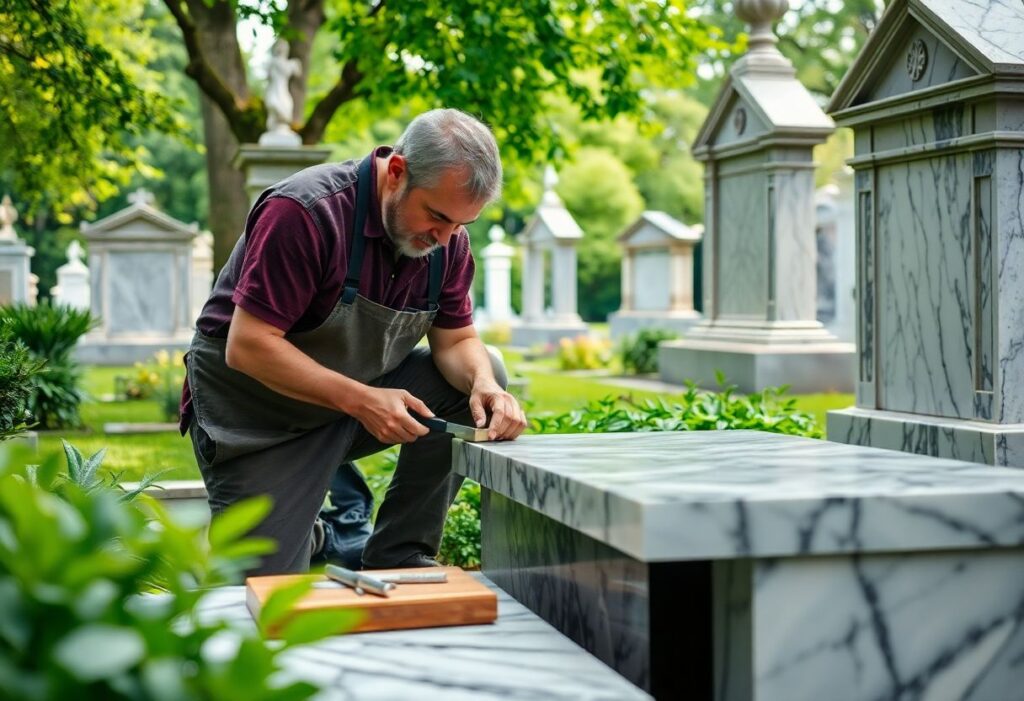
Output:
[0, 0, 179, 215]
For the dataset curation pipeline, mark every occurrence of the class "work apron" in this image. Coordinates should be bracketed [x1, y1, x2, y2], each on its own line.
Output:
[186, 154, 442, 473]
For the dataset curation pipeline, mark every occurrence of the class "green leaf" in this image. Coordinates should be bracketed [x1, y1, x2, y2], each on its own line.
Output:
[208, 496, 272, 550]
[54, 624, 145, 681]
[277, 609, 362, 647]
[61, 439, 84, 484]
[257, 579, 315, 634]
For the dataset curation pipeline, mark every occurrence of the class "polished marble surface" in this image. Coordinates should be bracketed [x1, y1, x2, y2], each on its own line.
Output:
[454, 431, 1024, 561]
[193, 574, 650, 701]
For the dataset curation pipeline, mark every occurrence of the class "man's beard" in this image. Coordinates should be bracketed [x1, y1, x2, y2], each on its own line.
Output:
[383, 187, 440, 259]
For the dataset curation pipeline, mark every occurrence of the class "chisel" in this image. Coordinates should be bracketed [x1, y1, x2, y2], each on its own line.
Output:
[411, 413, 491, 442]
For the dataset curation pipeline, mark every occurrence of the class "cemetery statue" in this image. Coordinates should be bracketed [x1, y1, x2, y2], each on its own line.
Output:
[264, 39, 301, 136]
[182, 109, 527, 575]
[0, 195, 18, 242]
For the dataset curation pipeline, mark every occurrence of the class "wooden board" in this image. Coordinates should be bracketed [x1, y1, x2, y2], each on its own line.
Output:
[245, 566, 497, 637]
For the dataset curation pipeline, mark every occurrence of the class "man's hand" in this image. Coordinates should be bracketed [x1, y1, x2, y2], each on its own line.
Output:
[469, 379, 528, 441]
[349, 387, 433, 444]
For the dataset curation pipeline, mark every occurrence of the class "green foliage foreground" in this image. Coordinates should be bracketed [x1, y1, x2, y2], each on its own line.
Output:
[0, 448, 356, 700]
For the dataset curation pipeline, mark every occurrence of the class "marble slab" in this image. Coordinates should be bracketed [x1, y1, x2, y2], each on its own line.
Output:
[192, 574, 650, 701]
[454, 430, 1024, 561]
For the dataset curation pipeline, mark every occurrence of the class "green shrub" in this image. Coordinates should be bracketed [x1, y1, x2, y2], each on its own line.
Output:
[0, 447, 355, 700]
[1, 301, 97, 429]
[557, 335, 614, 371]
[530, 374, 822, 439]
[439, 481, 482, 569]
[0, 328, 43, 442]
[619, 328, 678, 375]
[122, 350, 185, 421]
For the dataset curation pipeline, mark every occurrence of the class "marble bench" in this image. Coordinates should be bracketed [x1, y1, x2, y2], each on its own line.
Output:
[454, 430, 1024, 701]
[193, 573, 650, 700]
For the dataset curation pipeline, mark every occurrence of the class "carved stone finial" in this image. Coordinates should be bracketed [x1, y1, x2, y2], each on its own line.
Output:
[488, 225, 506, 243]
[543, 166, 559, 191]
[67, 240, 85, 264]
[0, 195, 18, 241]
[128, 188, 154, 206]
[735, 0, 790, 64]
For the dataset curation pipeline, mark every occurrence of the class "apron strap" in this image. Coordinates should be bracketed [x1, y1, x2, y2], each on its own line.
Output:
[427, 249, 443, 305]
[341, 155, 373, 305]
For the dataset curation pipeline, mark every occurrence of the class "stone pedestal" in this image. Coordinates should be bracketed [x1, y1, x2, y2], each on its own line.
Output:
[476, 225, 517, 330]
[52, 241, 90, 310]
[234, 145, 333, 205]
[825, 0, 1024, 465]
[0, 240, 34, 306]
[661, 0, 855, 393]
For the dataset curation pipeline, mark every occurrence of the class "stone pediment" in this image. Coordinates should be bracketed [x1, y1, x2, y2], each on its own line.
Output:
[694, 70, 833, 159]
[829, 0, 1024, 115]
[618, 211, 701, 248]
[81, 201, 198, 243]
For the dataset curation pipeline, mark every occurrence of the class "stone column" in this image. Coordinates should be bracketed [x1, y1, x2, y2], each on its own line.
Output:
[669, 245, 693, 312]
[620, 253, 634, 312]
[0, 195, 35, 306]
[521, 243, 545, 322]
[481, 225, 515, 324]
[551, 243, 580, 323]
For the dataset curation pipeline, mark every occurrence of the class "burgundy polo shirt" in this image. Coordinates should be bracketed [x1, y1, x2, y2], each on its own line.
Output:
[179, 147, 475, 433]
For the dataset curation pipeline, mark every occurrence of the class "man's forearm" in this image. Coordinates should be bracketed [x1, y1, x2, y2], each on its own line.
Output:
[431, 337, 496, 394]
[226, 333, 367, 414]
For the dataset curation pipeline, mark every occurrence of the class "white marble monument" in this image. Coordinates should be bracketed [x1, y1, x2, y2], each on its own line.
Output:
[52, 241, 90, 310]
[76, 189, 198, 364]
[475, 224, 517, 329]
[235, 39, 330, 205]
[0, 195, 36, 306]
[658, 0, 856, 394]
[510, 168, 588, 347]
[608, 211, 703, 339]
[827, 0, 1024, 466]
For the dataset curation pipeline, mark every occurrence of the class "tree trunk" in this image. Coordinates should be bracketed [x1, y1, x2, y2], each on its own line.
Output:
[188, 0, 253, 270]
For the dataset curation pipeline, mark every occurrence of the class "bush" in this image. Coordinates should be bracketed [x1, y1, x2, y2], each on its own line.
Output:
[619, 328, 678, 375]
[0, 447, 354, 700]
[0, 327, 43, 442]
[530, 374, 822, 439]
[557, 335, 614, 371]
[123, 350, 185, 421]
[1, 301, 97, 429]
[439, 481, 482, 569]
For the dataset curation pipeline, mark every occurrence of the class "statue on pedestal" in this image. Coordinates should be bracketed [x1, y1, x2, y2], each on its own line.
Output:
[260, 40, 303, 147]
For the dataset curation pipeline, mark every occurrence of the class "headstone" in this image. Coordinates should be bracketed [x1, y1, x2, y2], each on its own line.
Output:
[191, 231, 214, 324]
[827, 0, 1024, 466]
[235, 39, 331, 205]
[0, 195, 36, 306]
[76, 189, 198, 364]
[658, 0, 856, 394]
[477, 225, 516, 327]
[608, 211, 703, 339]
[53, 240, 90, 310]
[510, 168, 589, 346]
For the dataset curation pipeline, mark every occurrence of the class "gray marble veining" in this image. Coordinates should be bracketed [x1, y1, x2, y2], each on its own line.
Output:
[107, 251, 177, 334]
[192, 574, 650, 701]
[716, 172, 767, 318]
[454, 431, 1024, 561]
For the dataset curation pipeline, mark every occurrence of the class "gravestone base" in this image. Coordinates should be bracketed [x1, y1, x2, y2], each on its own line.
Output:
[828, 407, 1024, 468]
[75, 336, 191, 365]
[659, 337, 855, 393]
[510, 321, 589, 347]
[608, 310, 703, 340]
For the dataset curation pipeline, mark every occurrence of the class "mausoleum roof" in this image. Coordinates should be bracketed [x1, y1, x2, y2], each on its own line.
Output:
[829, 0, 1024, 115]
[618, 211, 701, 245]
[81, 190, 198, 242]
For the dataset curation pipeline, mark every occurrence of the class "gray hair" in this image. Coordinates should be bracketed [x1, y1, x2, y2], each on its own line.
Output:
[393, 109, 502, 202]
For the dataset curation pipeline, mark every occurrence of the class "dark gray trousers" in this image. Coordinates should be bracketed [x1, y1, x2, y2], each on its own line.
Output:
[190, 346, 506, 576]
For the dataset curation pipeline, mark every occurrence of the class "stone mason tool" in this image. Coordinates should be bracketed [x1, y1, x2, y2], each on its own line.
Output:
[411, 413, 491, 442]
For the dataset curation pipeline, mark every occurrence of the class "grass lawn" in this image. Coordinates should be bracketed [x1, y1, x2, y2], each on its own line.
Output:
[41, 361, 855, 484]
